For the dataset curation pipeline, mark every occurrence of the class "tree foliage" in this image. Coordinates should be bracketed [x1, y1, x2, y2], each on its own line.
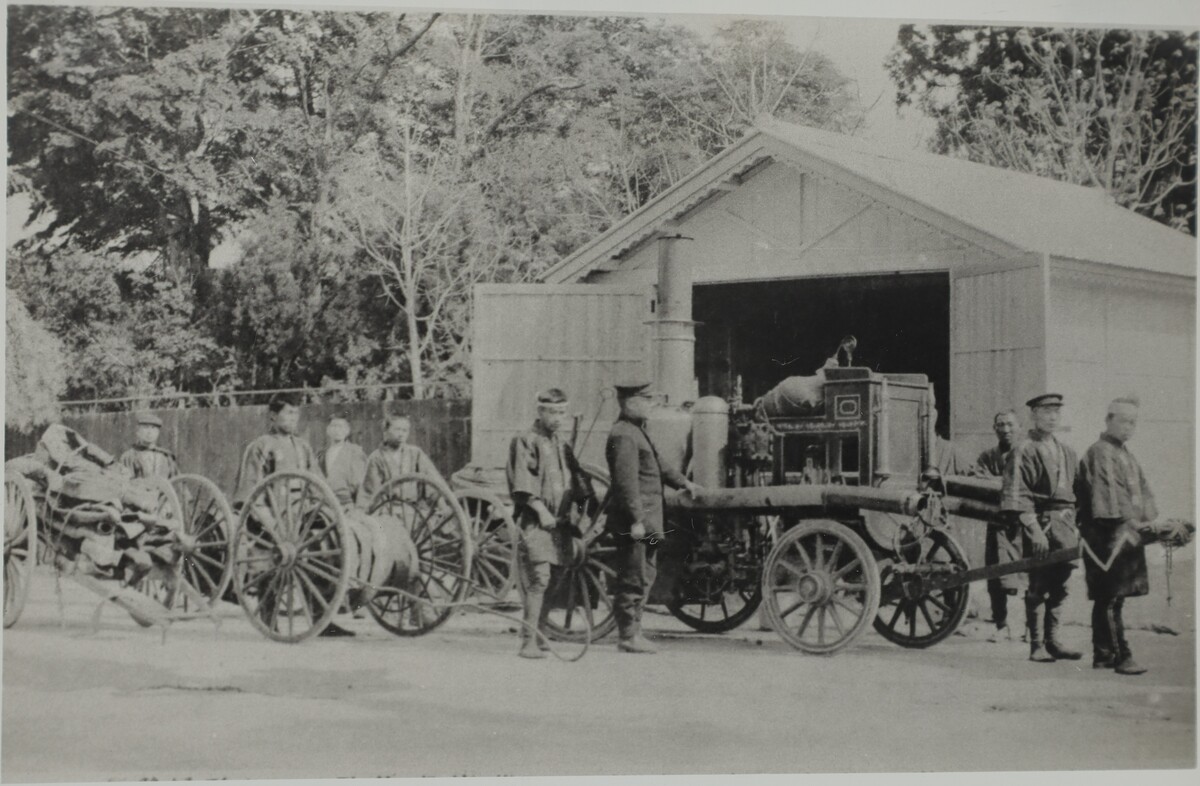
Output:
[7, 8, 864, 401]
[887, 26, 1197, 233]
[4, 290, 68, 430]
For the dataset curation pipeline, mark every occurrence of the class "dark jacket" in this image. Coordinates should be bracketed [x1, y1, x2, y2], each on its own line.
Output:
[604, 416, 688, 537]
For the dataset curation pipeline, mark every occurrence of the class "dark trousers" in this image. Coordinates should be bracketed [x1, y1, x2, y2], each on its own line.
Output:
[613, 536, 657, 640]
[1091, 596, 1129, 661]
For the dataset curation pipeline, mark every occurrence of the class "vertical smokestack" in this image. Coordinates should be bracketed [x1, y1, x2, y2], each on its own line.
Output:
[654, 225, 696, 404]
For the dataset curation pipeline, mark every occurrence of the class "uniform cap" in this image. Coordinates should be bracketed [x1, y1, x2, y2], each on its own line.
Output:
[614, 379, 654, 398]
[136, 412, 163, 427]
[1025, 393, 1064, 409]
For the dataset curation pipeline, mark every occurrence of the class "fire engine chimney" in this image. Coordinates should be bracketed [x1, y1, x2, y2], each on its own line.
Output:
[654, 224, 697, 404]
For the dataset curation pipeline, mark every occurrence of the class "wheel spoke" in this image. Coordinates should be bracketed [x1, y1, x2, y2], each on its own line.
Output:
[832, 558, 861, 580]
[826, 602, 846, 636]
[885, 601, 903, 632]
[796, 604, 818, 637]
[777, 598, 805, 619]
[918, 599, 937, 631]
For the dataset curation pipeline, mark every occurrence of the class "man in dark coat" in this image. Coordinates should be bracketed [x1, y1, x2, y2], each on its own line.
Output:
[119, 413, 178, 480]
[1000, 393, 1082, 663]
[605, 380, 701, 654]
[973, 409, 1024, 641]
[1075, 396, 1157, 675]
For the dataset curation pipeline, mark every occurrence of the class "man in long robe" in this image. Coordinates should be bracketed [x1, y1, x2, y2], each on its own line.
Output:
[1075, 396, 1157, 675]
[360, 415, 439, 507]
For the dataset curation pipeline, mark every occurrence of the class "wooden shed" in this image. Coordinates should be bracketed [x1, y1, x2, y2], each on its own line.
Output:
[472, 118, 1196, 516]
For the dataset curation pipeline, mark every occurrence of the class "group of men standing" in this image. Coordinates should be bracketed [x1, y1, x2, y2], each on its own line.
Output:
[971, 393, 1161, 675]
[505, 379, 700, 659]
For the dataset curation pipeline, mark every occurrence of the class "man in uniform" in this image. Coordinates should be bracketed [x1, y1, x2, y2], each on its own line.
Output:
[605, 380, 701, 654]
[1000, 393, 1083, 663]
[973, 409, 1024, 641]
[1075, 396, 1157, 675]
[360, 414, 439, 505]
[119, 413, 178, 479]
[506, 388, 587, 659]
[320, 416, 368, 507]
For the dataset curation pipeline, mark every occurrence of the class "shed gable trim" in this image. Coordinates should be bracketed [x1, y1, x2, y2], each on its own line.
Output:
[542, 134, 775, 283]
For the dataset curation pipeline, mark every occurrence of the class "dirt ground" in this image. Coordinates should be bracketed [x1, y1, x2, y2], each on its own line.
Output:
[2, 558, 1195, 782]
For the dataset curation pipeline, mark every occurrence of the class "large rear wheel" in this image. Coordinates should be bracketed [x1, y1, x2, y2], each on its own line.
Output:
[366, 473, 473, 636]
[232, 471, 350, 643]
[4, 473, 38, 628]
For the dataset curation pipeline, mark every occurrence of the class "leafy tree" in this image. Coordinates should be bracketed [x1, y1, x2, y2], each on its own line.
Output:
[887, 26, 1197, 233]
[4, 290, 67, 430]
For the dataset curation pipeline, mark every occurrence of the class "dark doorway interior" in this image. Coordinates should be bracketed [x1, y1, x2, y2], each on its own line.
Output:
[694, 272, 952, 434]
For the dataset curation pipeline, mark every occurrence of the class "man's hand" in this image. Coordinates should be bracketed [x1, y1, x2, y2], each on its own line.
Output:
[683, 480, 703, 497]
[529, 499, 557, 530]
[630, 522, 646, 540]
[1022, 514, 1048, 558]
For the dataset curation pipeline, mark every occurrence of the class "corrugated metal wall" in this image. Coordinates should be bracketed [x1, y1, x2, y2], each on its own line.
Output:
[4, 400, 471, 497]
[471, 283, 651, 468]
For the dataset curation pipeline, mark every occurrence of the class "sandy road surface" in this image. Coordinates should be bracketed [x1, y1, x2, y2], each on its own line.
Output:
[2, 564, 1194, 782]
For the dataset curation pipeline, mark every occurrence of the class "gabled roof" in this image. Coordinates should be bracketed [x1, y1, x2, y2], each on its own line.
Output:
[543, 117, 1196, 283]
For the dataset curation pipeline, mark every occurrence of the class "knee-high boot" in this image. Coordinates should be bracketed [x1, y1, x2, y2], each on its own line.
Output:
[1027, 599, 1053, 662]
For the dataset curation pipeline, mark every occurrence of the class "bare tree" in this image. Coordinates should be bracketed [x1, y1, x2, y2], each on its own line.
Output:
[327, 125, 511, 398]
[943, 29, 1197, 230]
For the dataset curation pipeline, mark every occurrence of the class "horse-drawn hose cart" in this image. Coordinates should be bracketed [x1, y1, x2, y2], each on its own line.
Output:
[3, 425, 486, 643]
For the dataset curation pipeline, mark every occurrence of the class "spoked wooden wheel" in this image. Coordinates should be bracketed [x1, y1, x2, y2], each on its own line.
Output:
[160, 474, 235, 608]
[130, 476, 187, 620]
[762, 519, 881, 655]
[233, 471, 349, 643]
[366, 472, 473, 636]
[874, 529, 970, 648]
[4, 473, 38, 628]
[455, 488, 517, 602]
[666, 514, 773, 634]
[542, 465, 619, 643]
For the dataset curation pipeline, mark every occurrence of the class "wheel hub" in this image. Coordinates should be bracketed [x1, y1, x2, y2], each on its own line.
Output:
[273, 541, 298, 568]
[796, 570, 832, 604]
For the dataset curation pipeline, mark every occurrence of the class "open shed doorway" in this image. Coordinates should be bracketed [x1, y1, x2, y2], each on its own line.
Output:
[694, 272, 952, 434]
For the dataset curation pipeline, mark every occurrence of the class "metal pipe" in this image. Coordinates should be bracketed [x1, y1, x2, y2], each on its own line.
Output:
[654, 227, 696, 405]
[943, 475, 1002, 505]
[667, 482, 1001, 523]
[667, 483, 924, 517]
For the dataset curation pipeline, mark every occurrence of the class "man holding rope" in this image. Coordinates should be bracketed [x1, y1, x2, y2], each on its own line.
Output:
[1075, 396, 1157, 675]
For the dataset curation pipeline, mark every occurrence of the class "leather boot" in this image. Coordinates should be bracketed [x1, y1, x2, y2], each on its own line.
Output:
[1044, 601, 1081, 660]
[1111, 601, 1145, 674]
[518, 591, 547, 659]
[618, 607, 656, 654]
[1027, 602, 1054, 662]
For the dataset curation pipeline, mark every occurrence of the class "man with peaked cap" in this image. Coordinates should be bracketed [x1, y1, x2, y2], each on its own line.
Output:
[119, 412, 178, 479]
[1000, 392, 1083, 663]
[506, 387, 589, 659]
[1075, 395, 1157, 675]
[605, 379, 702, 654]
